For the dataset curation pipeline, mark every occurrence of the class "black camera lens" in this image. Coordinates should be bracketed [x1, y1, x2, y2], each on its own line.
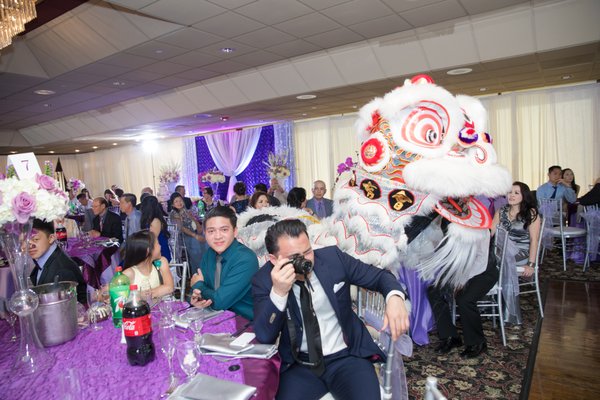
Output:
[291, 254, 313, 275]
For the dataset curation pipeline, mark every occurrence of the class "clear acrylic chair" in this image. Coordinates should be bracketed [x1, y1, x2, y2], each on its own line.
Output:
[425, 377, 448, 400]
[518, 216, 545, 318]
[169, 261, 188, 302]
[538, 198, 587, 271]
[582, 205, 600, 271]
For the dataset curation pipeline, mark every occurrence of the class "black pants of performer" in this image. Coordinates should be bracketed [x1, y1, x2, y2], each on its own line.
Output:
[427, 250, 499, 346]
[276, 348, 381, 400]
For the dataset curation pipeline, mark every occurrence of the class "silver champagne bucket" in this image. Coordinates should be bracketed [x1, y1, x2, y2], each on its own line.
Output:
[32, 281, 78, 347]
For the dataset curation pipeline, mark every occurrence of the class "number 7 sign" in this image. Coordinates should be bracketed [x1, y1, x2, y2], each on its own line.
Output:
[7, 152, 42, 179]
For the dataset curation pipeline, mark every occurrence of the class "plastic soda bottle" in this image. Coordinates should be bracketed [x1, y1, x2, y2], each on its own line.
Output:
[109, 266, 130, 328]
[122, 284, 155, 366]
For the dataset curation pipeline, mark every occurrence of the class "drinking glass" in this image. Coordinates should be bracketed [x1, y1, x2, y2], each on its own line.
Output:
[87, 289, 103, 331]
[159, 320, 178, 392]
[177, 341, 199, 382]
[189, 318, 204, 345]
[158, 295, 178, 324]
[3, 310, 18, 342]
[58, 368, 81, 400]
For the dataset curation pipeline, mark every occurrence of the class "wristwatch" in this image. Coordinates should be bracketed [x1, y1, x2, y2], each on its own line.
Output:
[527, 261, 535, 267]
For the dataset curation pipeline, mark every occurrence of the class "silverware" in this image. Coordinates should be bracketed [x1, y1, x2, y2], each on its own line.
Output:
[207, 314, 236, 326]
[230, 322, 252, 338]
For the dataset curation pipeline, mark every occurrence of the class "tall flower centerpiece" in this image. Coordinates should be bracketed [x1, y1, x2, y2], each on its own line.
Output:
[159, 162, 181, 193]
[199, 168, 226, 201]
[264, 151, 291, 189]
[0, 173, 68, 373]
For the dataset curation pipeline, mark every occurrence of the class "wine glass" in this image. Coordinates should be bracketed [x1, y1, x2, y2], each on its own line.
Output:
[177, 341, 199, 382]
[87, 289, 103, 331]
[158, 295, 177, 324]
[2, 310, 18, 342]
[189, 318, 204, 345]
[158, 320, 178, 396]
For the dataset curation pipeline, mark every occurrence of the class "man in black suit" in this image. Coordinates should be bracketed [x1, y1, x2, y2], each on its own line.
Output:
[29, 219, 87, 304]
[252, 219, 409, 400]
[90, 197, 123, 243]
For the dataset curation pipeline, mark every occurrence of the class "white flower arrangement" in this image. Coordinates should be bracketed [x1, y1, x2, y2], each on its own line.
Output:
[159, 162, 181, 184]
[0, 174, 69, 225]
[201, 168, 226, 184]
[264, 151, 291, 179]
[67, 177, 85, 192]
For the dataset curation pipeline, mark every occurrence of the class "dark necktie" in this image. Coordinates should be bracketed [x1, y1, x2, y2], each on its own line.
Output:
[214, 255, 222, 290]
[296, 280, 324, 376]
[99, 216, 104, 233]
[316, 201, 324, 219]
[31, 260, 41, 286]
[125, 217, 130, 239]
[550, 186, 558, 199]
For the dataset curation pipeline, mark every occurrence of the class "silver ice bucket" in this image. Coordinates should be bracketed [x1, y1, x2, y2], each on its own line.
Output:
[32, 281, 79, 347]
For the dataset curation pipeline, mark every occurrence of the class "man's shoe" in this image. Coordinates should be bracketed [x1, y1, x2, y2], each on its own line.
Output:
[434, 337, 462, 354]
[460, 342, 488, 358]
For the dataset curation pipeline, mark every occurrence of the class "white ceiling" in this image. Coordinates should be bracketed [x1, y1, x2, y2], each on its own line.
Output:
[0, 0, 599, 154]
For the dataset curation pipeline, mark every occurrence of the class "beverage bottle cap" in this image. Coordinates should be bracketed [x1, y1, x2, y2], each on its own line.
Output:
[115, 266, 123, 272]
[130, 284, 138, 290]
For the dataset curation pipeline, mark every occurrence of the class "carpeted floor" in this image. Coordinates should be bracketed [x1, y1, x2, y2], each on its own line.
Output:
[404, 250, 599, 400]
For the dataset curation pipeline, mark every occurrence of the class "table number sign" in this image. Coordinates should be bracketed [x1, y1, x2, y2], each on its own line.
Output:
[6, 152, 42, 179]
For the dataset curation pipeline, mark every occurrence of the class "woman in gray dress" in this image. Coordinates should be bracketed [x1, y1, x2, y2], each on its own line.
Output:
[491, 181, 541, 277]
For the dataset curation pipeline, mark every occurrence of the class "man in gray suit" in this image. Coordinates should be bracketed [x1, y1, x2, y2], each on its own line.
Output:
[306, 180, 334, 219]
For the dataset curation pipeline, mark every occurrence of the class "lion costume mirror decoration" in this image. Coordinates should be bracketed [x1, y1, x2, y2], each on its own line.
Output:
[237, 75, 511, 288]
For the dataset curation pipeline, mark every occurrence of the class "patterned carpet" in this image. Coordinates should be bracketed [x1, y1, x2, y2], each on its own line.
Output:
[404, 250, 599, 400]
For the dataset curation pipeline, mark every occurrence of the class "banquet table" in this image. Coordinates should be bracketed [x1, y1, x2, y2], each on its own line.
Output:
[66, 237, 120, 289]
[0, 310, 280, 400]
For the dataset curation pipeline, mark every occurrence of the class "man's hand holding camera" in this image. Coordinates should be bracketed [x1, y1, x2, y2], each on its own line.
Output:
[271, 256, 297, 297]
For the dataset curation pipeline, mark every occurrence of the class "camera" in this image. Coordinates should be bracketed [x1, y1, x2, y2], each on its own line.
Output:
[287, 254, 313, 275]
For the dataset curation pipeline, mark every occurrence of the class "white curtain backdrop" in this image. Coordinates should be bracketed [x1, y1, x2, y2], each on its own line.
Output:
[205, 127, 261, 201]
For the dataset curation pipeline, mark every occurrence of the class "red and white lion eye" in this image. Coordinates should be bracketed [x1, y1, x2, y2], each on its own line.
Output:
[397, 101, 448, 149]
[359, 131, 391, 173]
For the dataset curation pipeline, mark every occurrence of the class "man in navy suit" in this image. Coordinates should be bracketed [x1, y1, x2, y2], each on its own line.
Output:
[90, 197, 123, 243]
[306, 180, 334, 219]
[252, 219, 409, 400]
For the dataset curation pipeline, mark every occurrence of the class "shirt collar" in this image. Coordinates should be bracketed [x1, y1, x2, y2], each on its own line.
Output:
[37, 243, 58, 269]
[217, 239, 240, 262]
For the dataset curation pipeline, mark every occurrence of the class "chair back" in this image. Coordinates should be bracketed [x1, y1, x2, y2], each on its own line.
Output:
[167, 222, 181, 263]
[425, 377, 448, 400]
[169, 261, 188, 302]
[494, 225, 510, 278]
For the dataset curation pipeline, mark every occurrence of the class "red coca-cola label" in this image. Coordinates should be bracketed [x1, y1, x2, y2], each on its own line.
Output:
[123, 314, 152, 337]
[55, 228, 67, 241]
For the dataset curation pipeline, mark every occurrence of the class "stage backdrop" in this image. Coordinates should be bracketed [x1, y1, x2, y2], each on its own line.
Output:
[196, 125, 274, 202]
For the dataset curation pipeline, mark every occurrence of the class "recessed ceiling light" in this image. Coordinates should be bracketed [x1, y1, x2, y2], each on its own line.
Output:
[75, 149, 80, 153]
[92, 146, 98, 149]
[447, 68, 473, 75]
[195, 113, 212, 118]
[220, 47, 235, 53]
[562, 74, 573, 80]
[296, 94, 317, 100]
[301, 113, 307, 116]
[49, 151, 55, 154]
[112, 143, 118, 146]
[352, 105, 358, 109]
[155, 49, 164, 54]
[43, 103, 51, 107]
[479, 88, 487, 92]
[220, 116, 229, 121]
[34, 89, 55, 95]
[112, 81, 126, 86]
[10, 151, 17, 154]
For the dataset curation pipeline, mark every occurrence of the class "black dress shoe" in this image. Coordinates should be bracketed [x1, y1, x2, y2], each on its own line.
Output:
[435, 337, 463, 354]
[460, 342, 488, 358]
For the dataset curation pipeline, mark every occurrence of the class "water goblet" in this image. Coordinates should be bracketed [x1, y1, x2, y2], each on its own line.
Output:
[4, 311, 17, 342]
[87, 289, 103, 331]
[159, 320, 178, 397]
[189, 318, 204, 345]
[177, 341, 200, 383]
[158, 295, 178, 323]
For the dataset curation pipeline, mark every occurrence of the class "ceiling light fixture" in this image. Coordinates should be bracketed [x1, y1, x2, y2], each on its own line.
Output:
[49, 151, 55, 154]
[220, 116, 229, 121]
[296, 94, 317, 100]
[562, 74, 573, 80]
[0, 0, 37, 51]
[10, 151, 17, 154]
[221, 47, 235, 53]
[112, 143, 118, 146]
[75, 149, 80, 153]
[92, 146, 98, 149]
[34, 89, 55, 95]
[446, 67, 473, 75]
[112, 81, 126, 86]
[479, 88, 487, 92]
[155, 49, 164, 54]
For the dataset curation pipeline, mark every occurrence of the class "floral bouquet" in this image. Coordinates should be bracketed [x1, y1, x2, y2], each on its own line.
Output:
[0, 173, 69, 225]
[67, 177, 85, 192]
[43, 161, 54, 177]
[159, 162, 181, 184]
[200, 168, 226, 185]
[264, 151, 291, 179]
[334, 155, 357, 189]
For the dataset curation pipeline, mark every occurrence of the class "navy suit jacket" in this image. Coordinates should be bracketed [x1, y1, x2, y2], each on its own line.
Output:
[30, 246, 87, 304]
[252, 245, 407, 370]
[306, 197, 333, 218]
[92, 210, 123, 243]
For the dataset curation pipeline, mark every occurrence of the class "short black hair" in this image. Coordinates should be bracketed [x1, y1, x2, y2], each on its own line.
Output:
[203, 186, 214, 196]
[139, 192, 151, 203]
[265, 219, 308, 255]
[204, 205, 237, 229]
[548, 165, 561, 174]
[32, 218, 55, 235]
[287, 187, 307, 209]
[122, 230, 155, 269]
[175, 185, 184, 192]
[120, 193, 137, 207]
[254, 183, 268, 192]
[114, 188, 124, 198]
[94, 197, 109, 208]
[233, 181, 247, 196]
[76, 193, 87, 201]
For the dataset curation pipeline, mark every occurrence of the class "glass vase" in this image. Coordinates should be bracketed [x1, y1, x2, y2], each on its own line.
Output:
[0, 219, 53, 374]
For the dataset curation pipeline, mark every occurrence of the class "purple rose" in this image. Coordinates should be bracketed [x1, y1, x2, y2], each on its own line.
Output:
[35, 173, 56, 191]
[345, 157, 354, 167]
[12, 191, 36, 224]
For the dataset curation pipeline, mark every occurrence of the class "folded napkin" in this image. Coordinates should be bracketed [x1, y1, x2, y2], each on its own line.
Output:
[169, 373, 256, 400]
[174, 309, 224, 329]
[199, 333, 253, 355]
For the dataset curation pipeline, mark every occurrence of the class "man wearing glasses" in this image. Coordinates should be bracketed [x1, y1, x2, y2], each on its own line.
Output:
[189, 206, 258, 320]
[252, 219, 410, 400]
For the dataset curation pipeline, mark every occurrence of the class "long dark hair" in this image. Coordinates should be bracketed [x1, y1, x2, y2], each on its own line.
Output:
[513, 181, 538, 229]
[140, 195, 169, 238]
[170, 192, 184, 212]
[561, 168, 579, 192]
[122, 230, 156, 269]
[287, 187, 306, 209]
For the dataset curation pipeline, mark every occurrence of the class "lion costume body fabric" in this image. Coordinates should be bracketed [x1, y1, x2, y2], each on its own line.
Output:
[238, 75, 511, 288]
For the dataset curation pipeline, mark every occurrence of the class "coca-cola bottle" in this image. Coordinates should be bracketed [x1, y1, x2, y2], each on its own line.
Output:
[122, 284, 155, 366]
[55, 222, 68, 250]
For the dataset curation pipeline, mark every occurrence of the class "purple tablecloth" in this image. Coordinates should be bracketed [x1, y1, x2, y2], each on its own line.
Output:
[0, 310, 279, 400]
[67, 237, 119, 289]
[398, 267, 434, 346]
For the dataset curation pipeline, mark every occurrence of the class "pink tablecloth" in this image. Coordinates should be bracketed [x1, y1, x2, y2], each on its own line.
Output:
[0, 311, 280, 399]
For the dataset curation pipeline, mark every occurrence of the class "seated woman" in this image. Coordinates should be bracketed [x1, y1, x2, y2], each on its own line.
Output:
[140, 195, 171, 262]
[201, 186, 224, 213]
[249, 191, 270, 210]
[229, 181, 250, 214]
[169, 192, 205, 270]
[562, 168, 580, 225]
[491, 181, 542, 277]
[287, 187, 315, 216]
[122, 230, 174, 299]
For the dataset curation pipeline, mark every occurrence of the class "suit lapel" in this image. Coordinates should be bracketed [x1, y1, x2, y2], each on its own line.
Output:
[37, 247, 61, 285]
[313, 254, 342, 319]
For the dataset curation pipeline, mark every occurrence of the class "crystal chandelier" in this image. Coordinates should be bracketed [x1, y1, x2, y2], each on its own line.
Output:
[0, 0, 37, 51]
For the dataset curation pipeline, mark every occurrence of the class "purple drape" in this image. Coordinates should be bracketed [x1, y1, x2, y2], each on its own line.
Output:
[196, 125, 274, 200]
